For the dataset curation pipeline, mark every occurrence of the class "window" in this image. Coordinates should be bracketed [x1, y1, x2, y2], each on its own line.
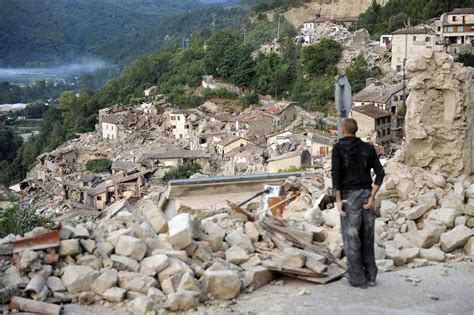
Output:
[458, 26, 463, 32]
[97, 196, 102, 201]
[382, 129, 386, 136]
[425, 37, 430, 42]
[394, 95, 398, 101]
[452, 16, 457, 22]
[106, 125, 108, 130]
[396, 65, 402, 72]
[448, 26, 454, 32]
[387, 128, 391, 135]
[177, 116, 181, 121]
[437, 27, 441, 32]
[171, 116, 175, 120]
[413, 36, 417, 41]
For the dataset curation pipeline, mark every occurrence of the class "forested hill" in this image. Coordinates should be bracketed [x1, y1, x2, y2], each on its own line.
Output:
[0, 0, 233, 67]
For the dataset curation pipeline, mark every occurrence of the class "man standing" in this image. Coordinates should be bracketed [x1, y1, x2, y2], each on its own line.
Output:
[331, 118, 385, 289]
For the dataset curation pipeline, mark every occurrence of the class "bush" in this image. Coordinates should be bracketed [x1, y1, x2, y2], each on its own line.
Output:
[163, 162, 202, 182]
[241, 91, 259, 106]
[278, 165, 306, 172]
[457, 53, 474, 67]
[86, 158, 112, 173]
[202, 88, 238, 100]
[0, 205, 52, 237]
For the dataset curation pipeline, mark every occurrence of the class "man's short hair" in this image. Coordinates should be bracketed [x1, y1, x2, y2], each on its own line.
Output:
[343, 118, 358, 135]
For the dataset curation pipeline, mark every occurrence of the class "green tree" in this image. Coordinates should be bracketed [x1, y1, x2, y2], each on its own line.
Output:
[0, 125, 23, 161]
[163, 162, 202, 181]
[86, 159, 112, 173]
[23, 101, 48, 119]
[254, 53, 291, 98]
[345, 55, 372, 93]
[457, 53, 474, 67]
[301, 39, 342, 77]
[241, 91, 259, 106]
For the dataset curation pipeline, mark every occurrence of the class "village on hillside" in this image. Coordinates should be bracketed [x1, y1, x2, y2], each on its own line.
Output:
[1, 6, 474, 315]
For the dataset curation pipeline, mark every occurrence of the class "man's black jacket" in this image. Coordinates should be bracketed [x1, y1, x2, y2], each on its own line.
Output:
[331, 136, 385, 191]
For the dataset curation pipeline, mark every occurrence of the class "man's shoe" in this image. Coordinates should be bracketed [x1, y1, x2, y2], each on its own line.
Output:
[342, 275, 368, 289]
[368, 280, 376, 287]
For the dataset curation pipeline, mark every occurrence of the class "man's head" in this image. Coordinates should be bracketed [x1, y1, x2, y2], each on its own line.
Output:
[342, 118, 358, 136]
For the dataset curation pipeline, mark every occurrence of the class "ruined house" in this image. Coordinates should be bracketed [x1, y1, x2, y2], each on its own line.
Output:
[85, 171, 153, 210]
[267, 149, 312, 173]
[111, 160, 139, 175]
[306, 130, 336, 157]
[232, 111, 274, 139]
[169, 110, 189, 140]
[260, 101, 298, 131]
[352, 82, 406, 115]
[391, 27, 437, 72]
[216, 135, 254, 156]
[350, 104, 392, 146]
[138, 149, 211, 170]
[35, 147, 79, 179]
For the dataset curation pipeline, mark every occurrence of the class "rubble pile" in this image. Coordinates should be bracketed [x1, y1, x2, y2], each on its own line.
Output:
[0, 179, 346, 314]
[298, 21, 351, 45]
[374, 51, 474, 271]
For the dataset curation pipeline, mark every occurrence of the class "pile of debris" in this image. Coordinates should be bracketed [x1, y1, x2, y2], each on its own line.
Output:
[297, 21, 352, 45]
[374, 50, 474, 271]
[0, 179, 345, 314]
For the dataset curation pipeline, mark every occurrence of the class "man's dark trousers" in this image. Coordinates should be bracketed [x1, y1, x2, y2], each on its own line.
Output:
[340, 188, 377, 286]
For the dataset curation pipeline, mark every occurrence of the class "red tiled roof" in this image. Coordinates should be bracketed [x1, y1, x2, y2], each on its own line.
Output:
[262, 101, 297, 116]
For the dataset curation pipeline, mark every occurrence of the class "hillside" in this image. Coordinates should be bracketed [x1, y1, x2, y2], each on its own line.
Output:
[259, 0, 387, 28]
[0, 0, 215, 67]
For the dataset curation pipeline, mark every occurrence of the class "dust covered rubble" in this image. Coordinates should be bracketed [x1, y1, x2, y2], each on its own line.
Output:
[373, 51, 474, 271]
[0, 179, 345, 314]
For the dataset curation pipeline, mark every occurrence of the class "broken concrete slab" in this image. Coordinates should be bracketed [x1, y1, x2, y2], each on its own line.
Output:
[139, 254, 170, 276]
[103, 287, 127, 303]
[419, 247, 445, 262]
[201, 270, 241, 300]
[244, 266, 276, 290]
[118, 271, 157, 294]
[59, 239, 80, 256]
[91, 269, 118, 295]
[128, 296, 153, 315]
[225, 230, 254, 253]
[168, 213, 198, 250]
[166, 290, 199, 312]
[61, 265, 99, 294]
[141, 200, 168, 234]
[225, 246, 250, 265]
[440, 225, 472, 252]
[402, 204, 429, 220]
[111, 255, 140, 272]
[115, 235, 147, 261]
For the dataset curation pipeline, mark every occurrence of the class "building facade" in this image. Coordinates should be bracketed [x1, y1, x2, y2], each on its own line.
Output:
[352, 82, 406, 115]
[436, 8, 474, 55]
[169, 111, 189, 140]
[350, 105, 392, 146]
[391, 27, 437, 72]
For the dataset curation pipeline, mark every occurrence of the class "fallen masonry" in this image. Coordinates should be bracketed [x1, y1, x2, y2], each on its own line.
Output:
[0, 178, 347, 314]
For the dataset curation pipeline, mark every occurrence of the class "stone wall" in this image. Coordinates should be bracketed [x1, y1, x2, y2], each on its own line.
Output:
[400, 50, 474, 177]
